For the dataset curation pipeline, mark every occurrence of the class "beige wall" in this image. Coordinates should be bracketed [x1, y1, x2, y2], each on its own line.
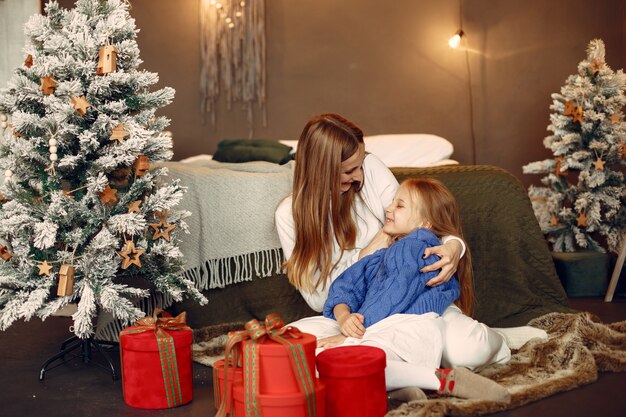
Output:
[52, 0, 624, 188]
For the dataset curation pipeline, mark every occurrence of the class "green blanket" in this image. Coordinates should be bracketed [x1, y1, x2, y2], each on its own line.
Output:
[173, 165, 572, 328]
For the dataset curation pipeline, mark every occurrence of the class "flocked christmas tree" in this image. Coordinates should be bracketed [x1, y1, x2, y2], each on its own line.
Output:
[0, 0, 206, 339]
[523, 39, 626, 254]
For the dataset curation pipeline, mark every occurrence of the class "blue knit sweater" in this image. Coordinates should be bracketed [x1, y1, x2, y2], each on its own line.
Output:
[323, 228, 461, 328]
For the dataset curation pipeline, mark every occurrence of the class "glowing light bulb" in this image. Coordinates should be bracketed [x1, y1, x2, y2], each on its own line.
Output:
[228, 22, 235, 28]
[448, 30, 464, 49]
[225, 17, 232, 23]
[216, 2, 222, 9]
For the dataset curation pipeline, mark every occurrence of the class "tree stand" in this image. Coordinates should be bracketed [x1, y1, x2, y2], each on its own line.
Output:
[39, 335, 119, 381]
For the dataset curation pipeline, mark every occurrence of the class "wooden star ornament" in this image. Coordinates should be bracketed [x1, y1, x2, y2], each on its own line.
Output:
[591, 58, 604, 74]
[610, 113, 621, 125]
[564, 101, 576, 117]
[40, 76, 57, 95]
[118, 240, 145, 269]
[127, 200, 142, 214]
[110, 123, 129, 143]
[71, 96, 91, 116]
[594, 157, 605, 171]
[572, 106, 584, 123]
[576, 212, 588, 227]
[38, 260, 54, 276]
[150, 214, 177, 241]
[99, 184, 118, 205]
[24, 54, 33, 68]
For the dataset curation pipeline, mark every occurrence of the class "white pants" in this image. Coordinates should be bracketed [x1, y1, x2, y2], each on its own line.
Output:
[289, 305, 511, 391]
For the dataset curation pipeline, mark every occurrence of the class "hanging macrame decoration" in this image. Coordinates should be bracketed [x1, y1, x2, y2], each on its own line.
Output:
[199, 0, 266, 137]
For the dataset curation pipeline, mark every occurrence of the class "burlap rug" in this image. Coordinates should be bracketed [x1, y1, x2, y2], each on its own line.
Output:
[191, 312, 626, 417]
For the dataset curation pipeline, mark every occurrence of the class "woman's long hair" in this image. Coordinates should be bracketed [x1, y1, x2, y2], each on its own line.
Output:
[285, 113, 364, 292]
[399, 178, 475, 316]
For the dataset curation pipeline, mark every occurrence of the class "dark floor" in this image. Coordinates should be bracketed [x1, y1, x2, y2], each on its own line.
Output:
[1, 297, 625, 417]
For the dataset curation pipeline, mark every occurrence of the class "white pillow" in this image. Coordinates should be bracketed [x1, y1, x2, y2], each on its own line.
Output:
[363, 134, 454, 167]
[279, 135, 455, 167]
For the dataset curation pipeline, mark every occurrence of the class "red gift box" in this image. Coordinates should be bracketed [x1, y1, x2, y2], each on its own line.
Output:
[242, 331, 316, 394]
[317, 346, 387, 417]
[213, 359, 243, 414]
[120, 310, 193, 409]
[233, 381, 326, 417]
[216, 314, 320, 417]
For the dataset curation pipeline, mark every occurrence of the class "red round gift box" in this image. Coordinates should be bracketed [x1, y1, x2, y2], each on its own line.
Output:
[120, 327, 193, 409]
[233, 380, 326, 417]
[242, 332, 317, 394]
[213, 359, 243, 413]
[317, 346, 387, 417]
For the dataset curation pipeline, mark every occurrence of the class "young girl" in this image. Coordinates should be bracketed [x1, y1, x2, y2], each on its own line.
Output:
[290, 178, 510, 402]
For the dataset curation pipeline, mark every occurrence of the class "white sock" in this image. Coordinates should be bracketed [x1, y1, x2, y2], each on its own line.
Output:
[492, 326, 548, 350]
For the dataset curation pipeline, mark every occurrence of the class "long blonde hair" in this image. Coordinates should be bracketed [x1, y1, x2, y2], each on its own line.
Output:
[399, 178, 475, 316]
[285, 113, 364, 292]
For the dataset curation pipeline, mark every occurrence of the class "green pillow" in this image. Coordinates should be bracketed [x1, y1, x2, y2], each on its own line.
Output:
[213, 139, 294, 164]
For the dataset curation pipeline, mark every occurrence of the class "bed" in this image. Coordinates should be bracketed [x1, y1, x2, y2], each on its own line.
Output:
[178, 134, 459, 168]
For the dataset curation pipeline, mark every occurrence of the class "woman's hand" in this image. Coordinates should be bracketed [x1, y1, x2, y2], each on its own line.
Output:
[421, 239, 462, 286]
[317, 334, 347, 349]
[359, 229, 392, 259]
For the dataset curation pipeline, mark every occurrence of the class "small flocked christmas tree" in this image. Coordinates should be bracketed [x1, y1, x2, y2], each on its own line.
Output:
[523, 39, 626, 254]
[0, 0, 206, 339]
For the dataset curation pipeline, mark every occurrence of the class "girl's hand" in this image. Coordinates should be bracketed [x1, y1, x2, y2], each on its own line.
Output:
[359, 229, 392, 259]
[337, 312, 366, 338]
[317, 334, 347, 349]
[421, 239, 462, 286]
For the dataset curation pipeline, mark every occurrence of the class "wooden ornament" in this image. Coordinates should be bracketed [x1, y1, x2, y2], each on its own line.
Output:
[62, 189, 75, 200]
[57, 264, 75, 296]
[99, 184, 118, 205]
[134, 155, 149, 177]
[610, 113, 621, 125]
[620, 143, 626, 159]
[0, 245, 13, 262]
[550, 215, 559, 226]
[0, 193, 5, 202]
[118, 240, 145, 270]
[40, 76, 57, 95]
[37, 260, 54, 276]
[591, 58, 604, 74]
[71, 96, 91, 116]
[572, 106, 584, 123]
[127, 200, 142, 214]
[555, 156, 567, 177]
[110, 123, 129, 143]
[564, 101, 576, 117]
[594, 157, 605, 171]
[576, 212, 588, 227]
[96, 45, 118, 75]
[24, 54, 33, 68]
[150, 213, 177, 241]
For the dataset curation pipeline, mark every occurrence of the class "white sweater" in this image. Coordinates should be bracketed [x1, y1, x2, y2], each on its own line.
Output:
[275, 154, 399, 312]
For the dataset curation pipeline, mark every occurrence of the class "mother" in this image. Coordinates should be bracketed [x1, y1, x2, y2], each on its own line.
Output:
[275, 113, 510, 371]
